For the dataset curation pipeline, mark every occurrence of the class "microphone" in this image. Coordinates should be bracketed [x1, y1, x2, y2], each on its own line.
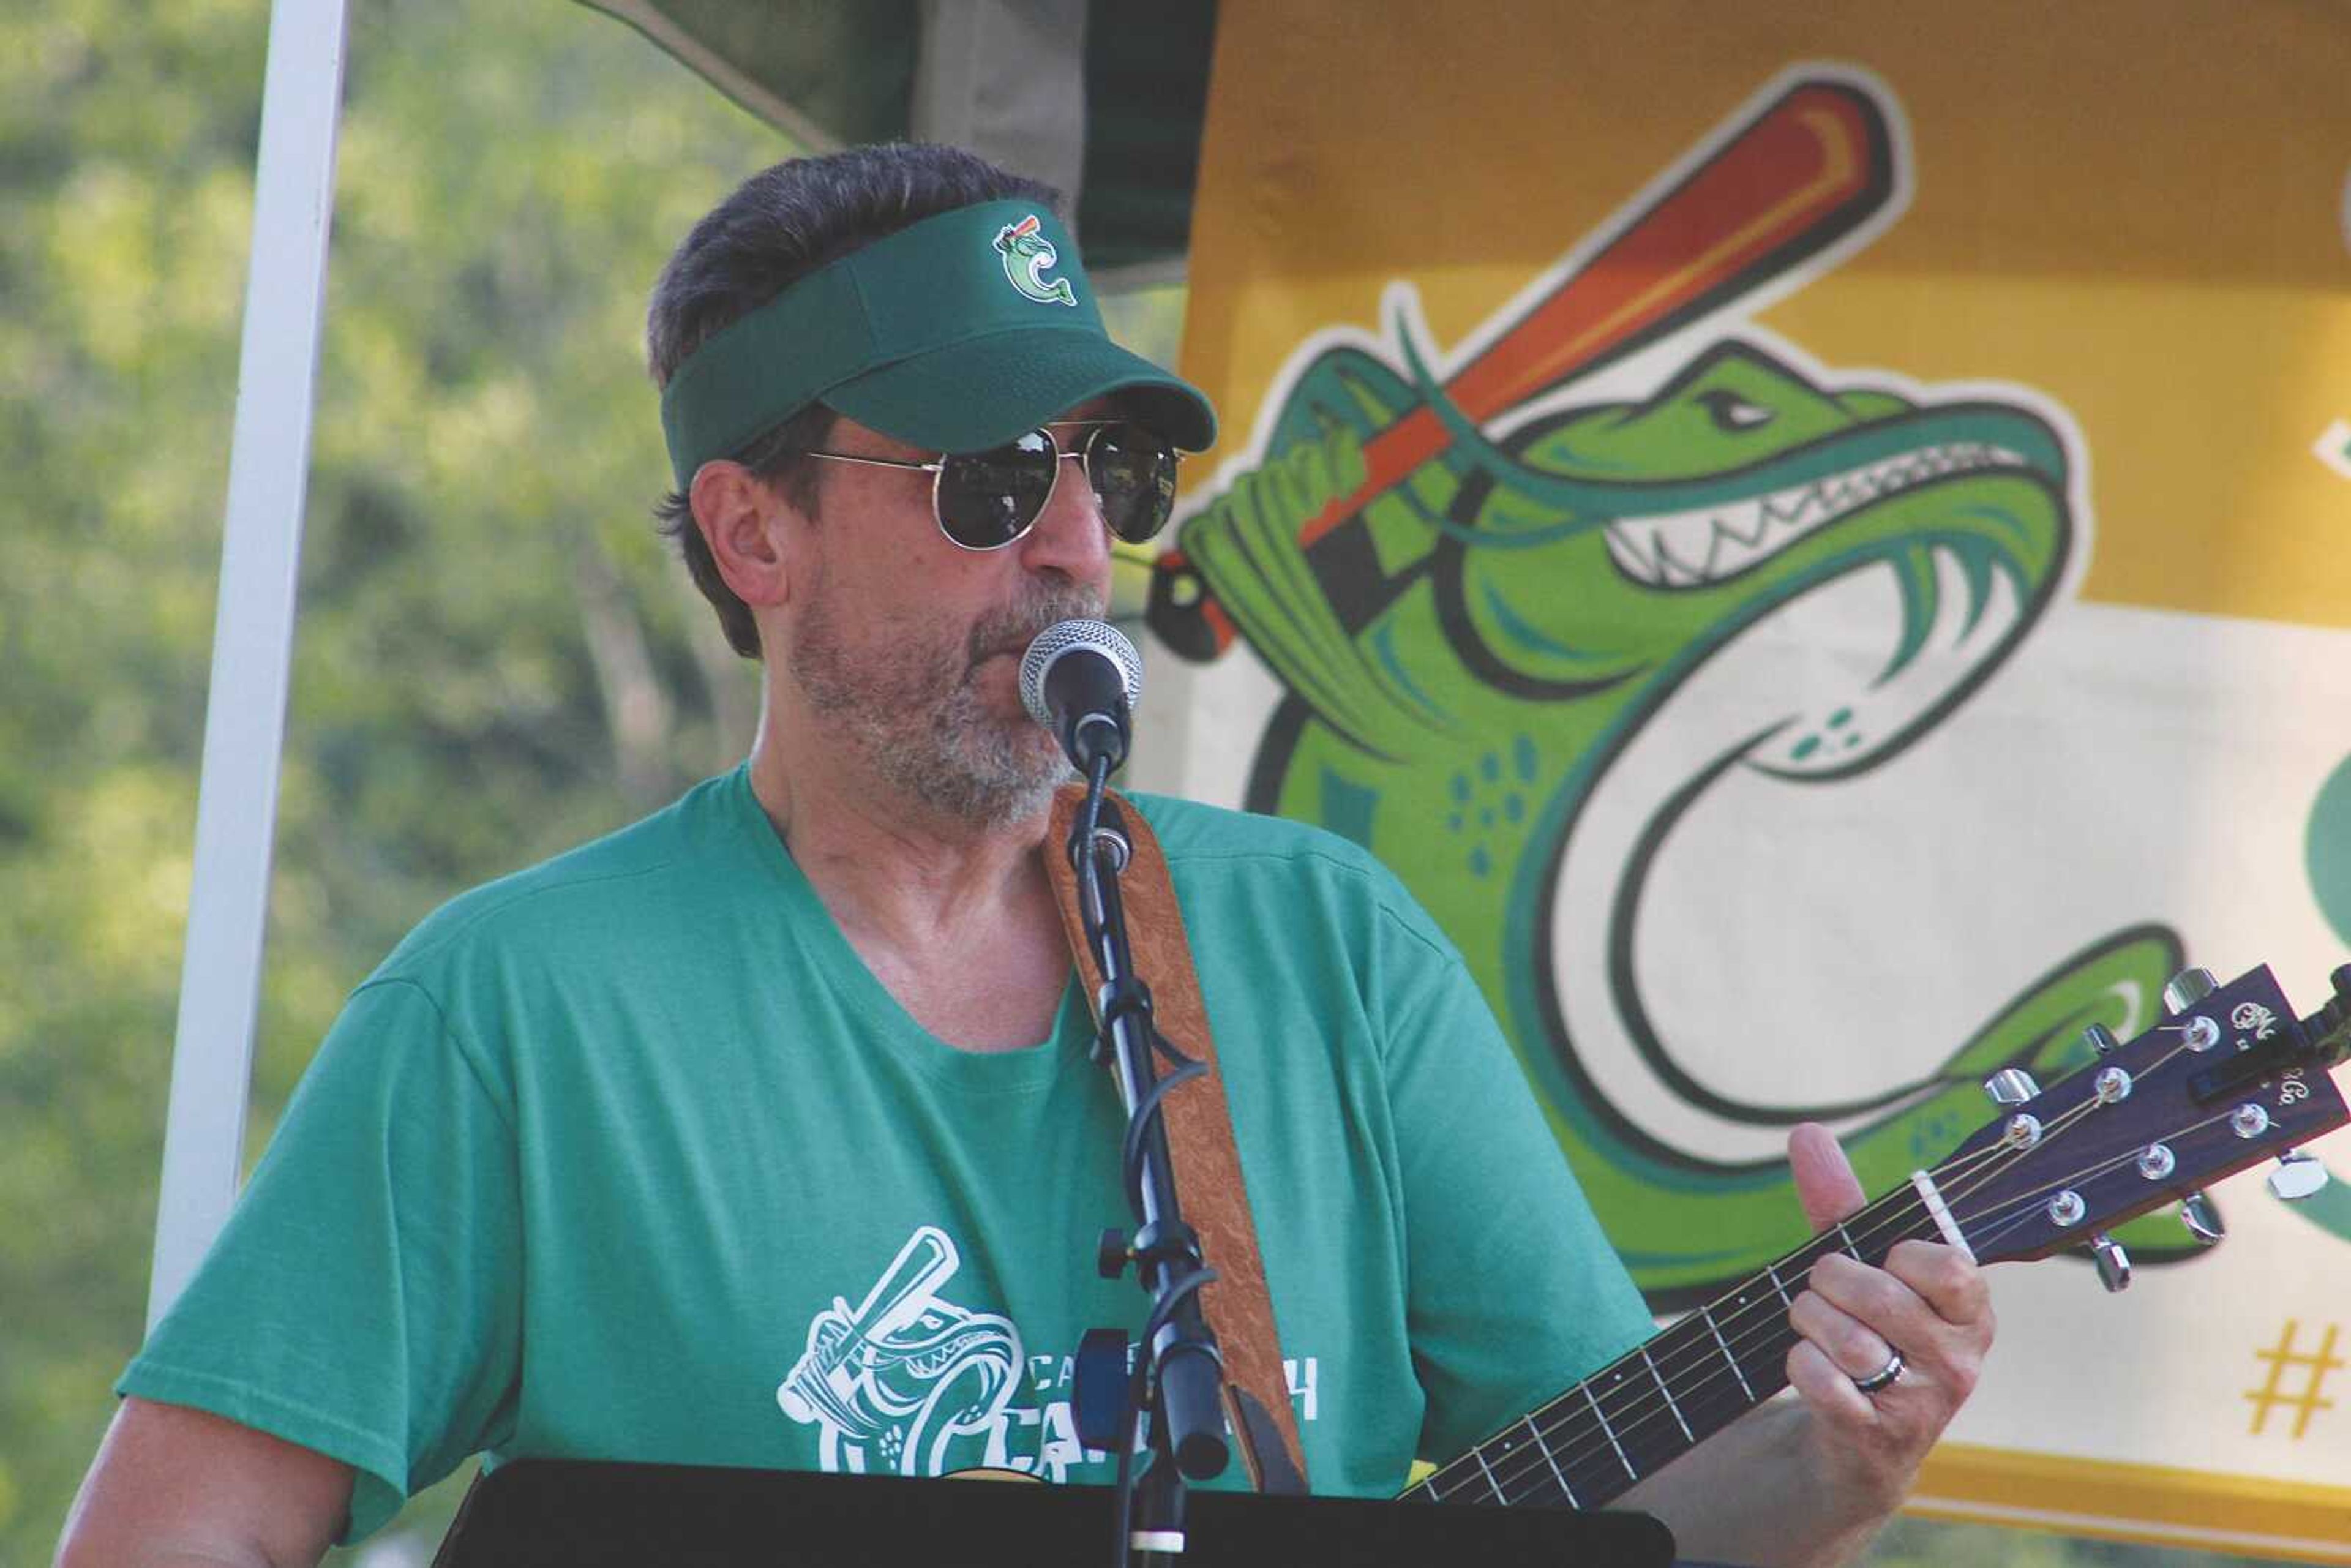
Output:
[1020, 619, 1144, 774]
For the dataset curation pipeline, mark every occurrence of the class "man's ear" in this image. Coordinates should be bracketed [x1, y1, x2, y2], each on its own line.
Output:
[689, 461, 803, 610]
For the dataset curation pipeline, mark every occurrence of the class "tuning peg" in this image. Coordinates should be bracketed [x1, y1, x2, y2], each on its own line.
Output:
[2162, 967, 2218, 1015]
[2087, 1232, 2131, 1292]
[2179, 1191, 2225, 1244]
[2079, 1022, 2120, 1056]
[2327, 966, 2351, 1033]
[1984, 1068, 2040, 1106]
[2313, 967, 2351, 1067]
[2269, 1150, 2331, 1201]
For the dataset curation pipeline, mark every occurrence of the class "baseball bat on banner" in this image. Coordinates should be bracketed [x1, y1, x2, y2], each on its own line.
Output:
[1148, 79, 1896, 661]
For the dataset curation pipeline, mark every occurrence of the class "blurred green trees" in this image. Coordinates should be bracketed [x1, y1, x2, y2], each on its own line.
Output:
[2, 2, 778, 1558]
[0, 2, 2308, 1564]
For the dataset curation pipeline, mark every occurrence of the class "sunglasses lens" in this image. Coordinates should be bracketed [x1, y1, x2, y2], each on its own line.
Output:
[1084, 423, 1180, 544]
[935, 430, 1059, 548]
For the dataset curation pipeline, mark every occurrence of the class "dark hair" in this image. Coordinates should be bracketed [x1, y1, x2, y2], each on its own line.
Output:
[646, 144, 1061, 659]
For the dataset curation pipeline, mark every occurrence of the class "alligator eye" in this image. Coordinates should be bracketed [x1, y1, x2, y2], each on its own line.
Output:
[1695, 389, 1775, 432]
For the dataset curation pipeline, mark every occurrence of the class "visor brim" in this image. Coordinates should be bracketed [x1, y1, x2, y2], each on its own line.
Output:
[823, 329, 1217, 455]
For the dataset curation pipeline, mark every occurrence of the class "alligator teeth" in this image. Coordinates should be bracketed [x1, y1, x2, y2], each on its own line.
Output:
[1655, 535, 1704, 587]
[1604, 443, 2027, 589]
[1604, 522, 1648, 579]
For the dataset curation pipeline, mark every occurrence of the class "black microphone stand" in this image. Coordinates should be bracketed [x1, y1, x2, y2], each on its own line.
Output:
[1068, 752, 1231, 1568]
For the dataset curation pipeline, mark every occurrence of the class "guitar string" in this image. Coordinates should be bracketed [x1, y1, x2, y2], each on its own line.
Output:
[1434, 1040, 2231, 1506]
[1431, 1119, 2063, 1504]
[1428, 1131, 2028, 1506]
[1421, 1192, 1941, 1504]
[1441, 1136, 2098, 1506]
[1434, 1051, 2231, 1507]
[1956, 1106, 2240, 1259]
[1948, 1096, 2219, 1240]
[1463, 1087, 2239, 1510]
[1430, 1169, 1965, 1504]
[1922, 1038, 2224, 1252]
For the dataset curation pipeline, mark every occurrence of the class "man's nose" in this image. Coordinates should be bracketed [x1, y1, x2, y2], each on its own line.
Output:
[1016, 454, 1114, 583]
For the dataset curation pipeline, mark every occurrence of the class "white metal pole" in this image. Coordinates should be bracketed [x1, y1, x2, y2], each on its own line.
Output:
[148, 0, 353, 1332]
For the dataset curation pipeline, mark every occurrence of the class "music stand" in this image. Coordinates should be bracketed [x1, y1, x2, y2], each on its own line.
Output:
[430, 1460, 1678, 1567]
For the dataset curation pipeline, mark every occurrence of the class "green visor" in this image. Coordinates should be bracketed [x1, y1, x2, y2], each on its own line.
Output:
[658, 200, 1216, 489]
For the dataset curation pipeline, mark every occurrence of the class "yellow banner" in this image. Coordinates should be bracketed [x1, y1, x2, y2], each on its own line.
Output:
[1178, 1, 2351, 631]
[1153, 1, 2351, 1553]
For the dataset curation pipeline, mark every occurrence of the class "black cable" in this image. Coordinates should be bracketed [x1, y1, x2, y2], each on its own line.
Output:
[1149, 1026, 1201, 1074]
[1140, 1266, 1218, 1351]
[1120, 1058, 1207, 1204]
[1076, 754, 1112, 937]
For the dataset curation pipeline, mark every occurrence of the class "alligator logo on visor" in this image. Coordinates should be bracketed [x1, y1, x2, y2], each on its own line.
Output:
[994, 214, 1079, 307]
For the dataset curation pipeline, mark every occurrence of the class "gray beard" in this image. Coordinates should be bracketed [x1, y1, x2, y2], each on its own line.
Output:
[789, 579, 1102, 828]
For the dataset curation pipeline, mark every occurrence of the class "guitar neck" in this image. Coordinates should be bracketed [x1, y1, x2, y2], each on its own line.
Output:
[1404, 1182, 1950, 1511]
[1399, 962, 2351, 1512]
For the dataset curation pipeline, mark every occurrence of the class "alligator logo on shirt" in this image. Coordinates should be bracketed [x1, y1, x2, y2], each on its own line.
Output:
[777, 1225, 1172, 1482]
[994, 214, 1079, 307]
[777, 1226, 1024, 1476]
[1148, 67, 2199, 1304]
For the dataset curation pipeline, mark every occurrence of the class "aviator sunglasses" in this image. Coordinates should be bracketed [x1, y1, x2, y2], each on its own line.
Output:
[802, 421, 1181, 551]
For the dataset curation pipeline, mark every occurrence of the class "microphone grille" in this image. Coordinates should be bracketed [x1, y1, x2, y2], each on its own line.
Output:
[1019, 618, 1144, 727]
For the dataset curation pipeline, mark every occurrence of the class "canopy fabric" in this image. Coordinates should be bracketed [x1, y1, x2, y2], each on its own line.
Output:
[573, 0, 1215, 277]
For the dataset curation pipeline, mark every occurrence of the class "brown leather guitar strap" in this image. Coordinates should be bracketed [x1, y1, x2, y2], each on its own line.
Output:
[1044, 782, 1310, 1495]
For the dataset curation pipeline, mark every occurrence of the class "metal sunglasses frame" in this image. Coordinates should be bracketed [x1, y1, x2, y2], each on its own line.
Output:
[800, 419, 1181, 552]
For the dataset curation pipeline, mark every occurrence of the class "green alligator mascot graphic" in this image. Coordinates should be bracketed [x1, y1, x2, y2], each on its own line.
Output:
[1148, 69, 2200, 1303]
[994, 214, 1079, 307]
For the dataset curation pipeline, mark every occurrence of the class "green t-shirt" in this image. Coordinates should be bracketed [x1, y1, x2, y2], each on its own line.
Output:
[121, 769, 1652, 1541]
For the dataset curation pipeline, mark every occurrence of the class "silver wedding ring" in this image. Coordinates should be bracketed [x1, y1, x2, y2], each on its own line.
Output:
[1852, 1349, 1905, 1394]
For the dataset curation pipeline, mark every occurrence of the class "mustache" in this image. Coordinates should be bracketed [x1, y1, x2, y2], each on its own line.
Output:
[964, 586, 1107, 669]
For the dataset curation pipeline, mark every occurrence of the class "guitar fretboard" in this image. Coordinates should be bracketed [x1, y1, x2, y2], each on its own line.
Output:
[1404, 1195, 1944, 1510]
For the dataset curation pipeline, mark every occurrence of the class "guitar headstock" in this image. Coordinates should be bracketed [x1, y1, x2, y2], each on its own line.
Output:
[1934, 964, 2351, 1269]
